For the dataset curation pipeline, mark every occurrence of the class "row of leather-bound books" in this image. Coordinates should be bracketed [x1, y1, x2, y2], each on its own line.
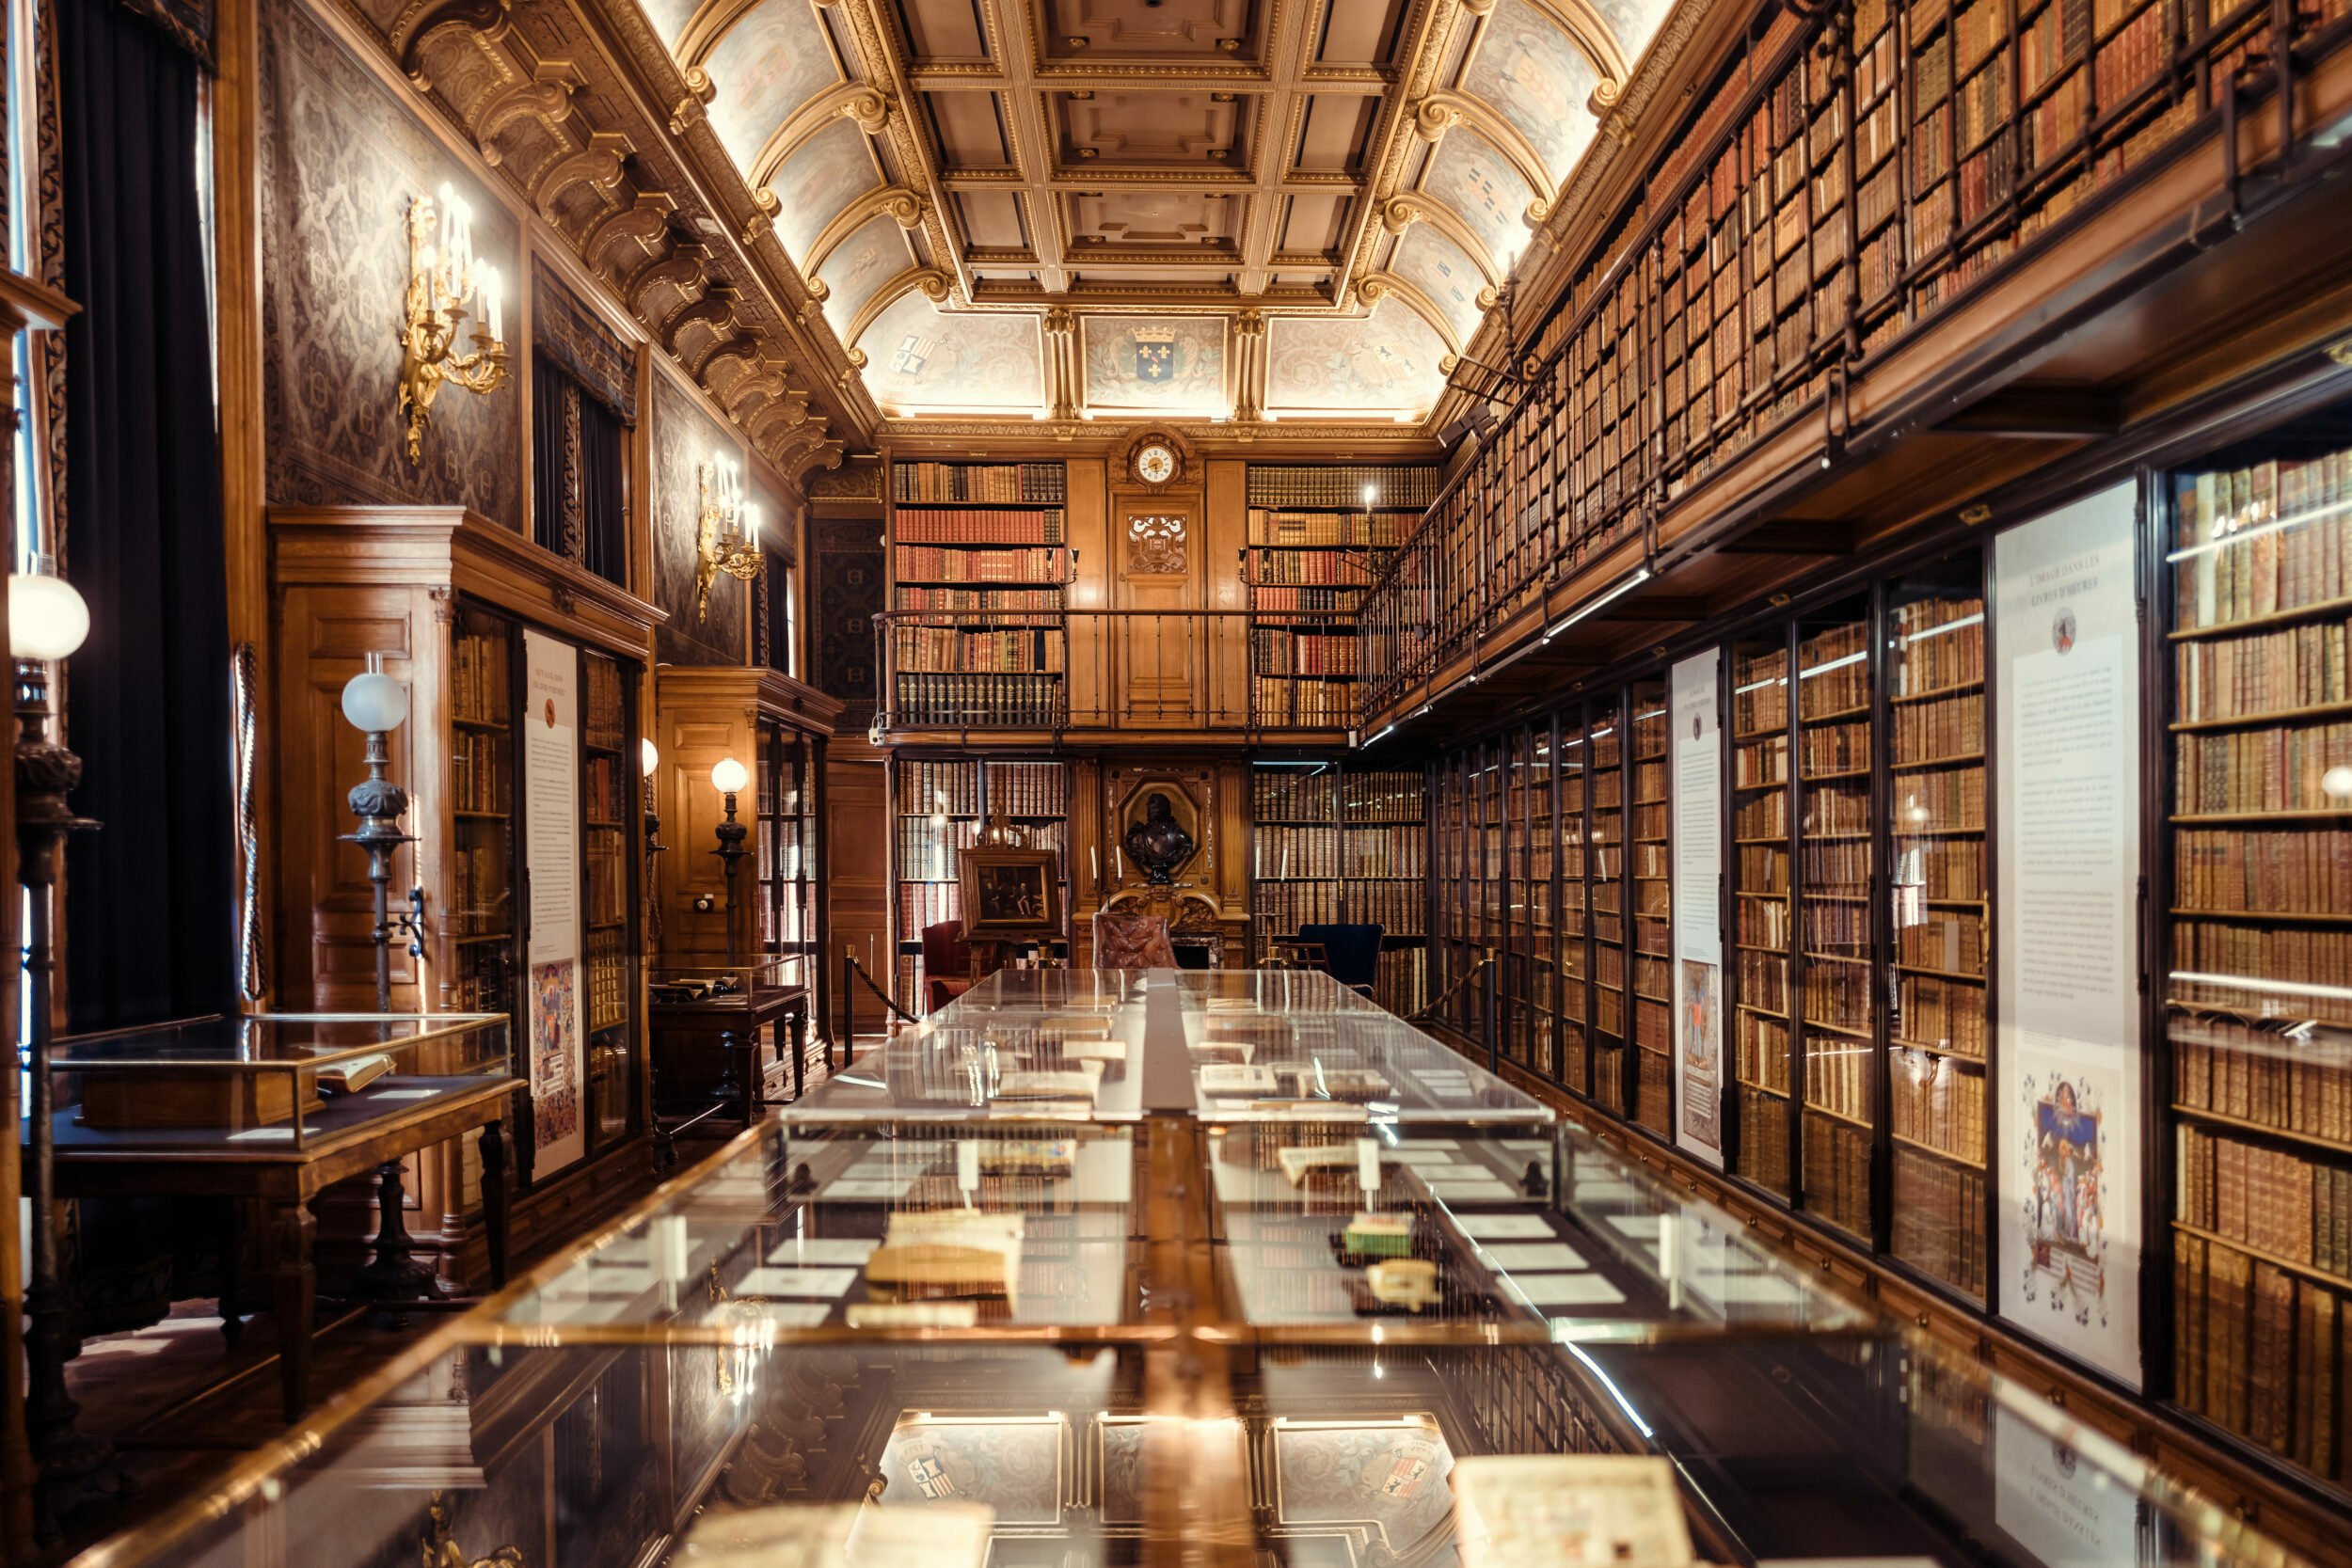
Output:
[2175, 1232, 2352, 1480]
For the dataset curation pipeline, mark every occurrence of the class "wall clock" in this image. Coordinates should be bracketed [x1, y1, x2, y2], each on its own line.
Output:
[1122, 428, 1191, 491]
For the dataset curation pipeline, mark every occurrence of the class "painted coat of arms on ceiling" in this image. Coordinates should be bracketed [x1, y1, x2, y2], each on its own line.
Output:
[1083, 317, 1227, 411]
[1463, 0, 1602, 185]
[1264, 303, 1451, 415]
[857, 292, 1045, 411]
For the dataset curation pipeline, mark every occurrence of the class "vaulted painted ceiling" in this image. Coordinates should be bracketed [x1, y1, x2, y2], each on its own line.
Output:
[638, 0, 1676, 427]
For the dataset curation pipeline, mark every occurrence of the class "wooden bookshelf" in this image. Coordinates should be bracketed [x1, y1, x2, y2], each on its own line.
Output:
[1590, 694, 1629, 1117]
[887, 461, 1070, 729]
[1887, 557, 1989, 1301]
[891, 755, 1071, 1012]
[1732, 631, 1793, 1199]
[1244, 466, 1437, 730]
[1797, 600, 1874, 1243]
[1248, 762, 1427, 1014]
[1630, 679, 1674, 1139]
[2165, 420, 2352, 1493]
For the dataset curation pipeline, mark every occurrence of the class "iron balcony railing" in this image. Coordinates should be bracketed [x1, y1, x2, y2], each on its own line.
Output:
[872, 607, 1366, 735]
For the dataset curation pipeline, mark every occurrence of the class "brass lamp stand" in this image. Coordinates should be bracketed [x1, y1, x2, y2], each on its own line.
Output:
[13, 654, 117, 1543]
[337, 657, 439, 1312]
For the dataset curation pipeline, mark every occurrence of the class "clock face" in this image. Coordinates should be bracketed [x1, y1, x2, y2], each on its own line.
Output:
[1136, 444, 1177, 485]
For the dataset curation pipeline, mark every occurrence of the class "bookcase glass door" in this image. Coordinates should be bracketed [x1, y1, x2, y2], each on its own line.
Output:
[1440, 756, 1473, 1037]
[1339, 767, 1425, 1014]
[1504, 726, 1534, 1071]
[759, 720, 818, 995]
[1887, 548, 1989, 1301]
[1530, 722, 1557, 1079]
[2163, 405, 2352, 1495]
[1560, 715, 1591, 1099]
[1632, 678, 1674, 1138]
[450, 604, 518, 1022]
[1732, 628, 1794, 1197]
[1797, 594, 1876, 1241]
[1591, 693, 1628, 1116]
[1250, 765, 1338, 955]
[580, 647, 637, 1151]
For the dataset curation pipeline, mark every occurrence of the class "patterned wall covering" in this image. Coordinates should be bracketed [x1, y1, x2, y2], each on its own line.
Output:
[811, 515, 883, 731]
[651, 365, 749, 666]
[257, 0, 521, 529]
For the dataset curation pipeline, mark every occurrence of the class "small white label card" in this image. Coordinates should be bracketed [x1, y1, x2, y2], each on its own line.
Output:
[1516, 1275, 1628, 1307]
[1452, 1213, 1556, 1240]
[734, 1267, 860, 1297]
[1479, 1243, 1589, 1272]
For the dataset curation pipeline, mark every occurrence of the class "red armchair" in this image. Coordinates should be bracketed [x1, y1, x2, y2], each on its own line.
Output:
[922, 921, 978, 1013]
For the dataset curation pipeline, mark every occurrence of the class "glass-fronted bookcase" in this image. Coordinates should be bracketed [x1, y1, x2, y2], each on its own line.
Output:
[271, 506, 664, 1287]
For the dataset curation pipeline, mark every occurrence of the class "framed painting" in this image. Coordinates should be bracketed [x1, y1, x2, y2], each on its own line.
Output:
[958, 847, 1063, 940]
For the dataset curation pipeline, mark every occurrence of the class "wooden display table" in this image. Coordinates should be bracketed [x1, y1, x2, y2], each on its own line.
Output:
[648, 982, 809, 1164]
[46, 1074, 519, 1422]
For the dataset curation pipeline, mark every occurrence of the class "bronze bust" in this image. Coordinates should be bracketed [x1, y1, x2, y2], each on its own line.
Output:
[1123, 792, 1195, 885]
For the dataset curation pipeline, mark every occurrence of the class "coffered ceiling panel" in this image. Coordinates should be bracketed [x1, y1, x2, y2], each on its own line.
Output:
[895, 0, 993, 57]
[1044, 0, 1258, 58]
[1067, 190, 1244, 250]
[1057, 91, 1253, 166]
[1292, 94, 1377, 171]
[955, 189, 1031, 249]
[927, 91, 1018, 168]
[1315, 0, 1411, 62]
[1277, 193, 1350, 256]
[631, 0, 1692, 429]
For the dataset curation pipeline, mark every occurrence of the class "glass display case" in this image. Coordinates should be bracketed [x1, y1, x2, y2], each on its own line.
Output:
[48, 1011, 511, 1152]
[73, 974, 2304, 1568]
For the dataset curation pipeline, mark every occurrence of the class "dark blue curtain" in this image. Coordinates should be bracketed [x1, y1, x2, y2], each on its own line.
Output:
[57, 0, 232, 1034]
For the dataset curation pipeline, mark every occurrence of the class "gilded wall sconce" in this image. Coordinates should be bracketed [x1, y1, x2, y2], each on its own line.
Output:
[398, 182, 507, 465]
[695, 453, 764, 620]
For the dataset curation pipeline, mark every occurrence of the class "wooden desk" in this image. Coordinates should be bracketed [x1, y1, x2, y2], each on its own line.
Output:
[45, 1073, 519, 1422]
[647, 985, 807, 1165]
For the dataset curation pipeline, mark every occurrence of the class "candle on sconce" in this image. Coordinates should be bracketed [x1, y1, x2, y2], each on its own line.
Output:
[1114, 846, 1123, 881]
[1090, 846, 1099, 886]
[744, 503, 761, 545]
[484, 267, 502, 342]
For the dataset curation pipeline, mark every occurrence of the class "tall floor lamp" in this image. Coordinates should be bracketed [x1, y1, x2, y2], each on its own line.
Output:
[336, 656, 438, 1307]
[9, 563, 112, 1540]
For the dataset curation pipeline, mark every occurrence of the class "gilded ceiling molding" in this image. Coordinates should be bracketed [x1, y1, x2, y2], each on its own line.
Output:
[1229, 307, 1265, 424]
[823, 0, 969, 301]
[1588, 77, 1634, 146]
[1331, 0, 1481, 313]
[801, 185, 926, 278]
[838, 266, 952, 348]
[878, 419, 1438, 443]
[745, 82, 895, 189]
[1518, 0, 1631, 87]
[665, 280, 748, 366]
[1042, 307, 1079, 422]
[1412, 89, 1557, 200]
[1360, 272, 1468, 355]
[675, 0, 764, 71]
[532, 134, 631, 225]
[387, 0, 510, 80]
[625, 242, 711, 318]
[470, 73, 574, 164]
